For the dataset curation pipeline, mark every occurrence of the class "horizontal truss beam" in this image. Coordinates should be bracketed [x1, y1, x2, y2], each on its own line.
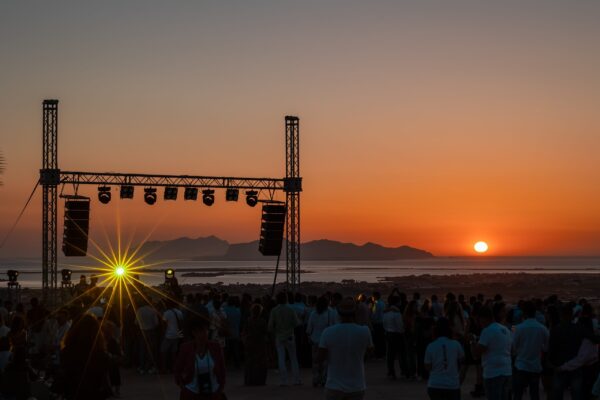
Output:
[59, 171, 286, 191]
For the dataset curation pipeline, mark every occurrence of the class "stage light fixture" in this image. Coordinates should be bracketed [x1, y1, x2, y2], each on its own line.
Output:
[115, 266, 126, 277]
[120, 185, 134, 199]
[61, 269, 72, 284]
[7, 270, 19, 283]
[202, 189, 215, 206]
[144, 187, 157, 205]
[184, 187, 198, 201]
[164, 187, 178, 200]
[226, 188, 239, 202]
[165, 268, 175, 280]
[97, 186, 111, 204]
[245, 190, 259, 207]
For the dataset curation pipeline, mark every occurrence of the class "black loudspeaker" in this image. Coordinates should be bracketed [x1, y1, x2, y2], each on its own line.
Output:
[62, 197, 90, 257]
[259, 203, 286, 256]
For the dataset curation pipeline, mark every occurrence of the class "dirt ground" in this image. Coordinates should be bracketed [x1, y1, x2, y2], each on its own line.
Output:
[119, 358, 550, 400]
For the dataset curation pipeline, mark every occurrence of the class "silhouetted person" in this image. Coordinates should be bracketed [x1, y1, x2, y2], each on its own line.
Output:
[242, 304, 269, 386]
[512, 301, 549, 400]
[317, 297, 373, 400]
[424, 318, 465, 400]
[174, 314, 226, 399]
[61, 314, 110, 400]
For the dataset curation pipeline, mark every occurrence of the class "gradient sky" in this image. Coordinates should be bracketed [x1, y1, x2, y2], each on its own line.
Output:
[1, 1, 600, 257]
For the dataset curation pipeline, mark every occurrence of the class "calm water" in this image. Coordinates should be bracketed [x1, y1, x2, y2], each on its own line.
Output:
[0, 256, 599, 288]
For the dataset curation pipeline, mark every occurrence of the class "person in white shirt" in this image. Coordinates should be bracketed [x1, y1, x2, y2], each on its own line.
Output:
[136, 303, 160, 374]
[512, 301, 549, 400]
[424, 318, 465, 400]
[160, 300, 184, 373]
[318, 297, 373, 400]
[477, 303, 512, 400]
[307, 296, 337, 387]
[383, 295, 405, 379]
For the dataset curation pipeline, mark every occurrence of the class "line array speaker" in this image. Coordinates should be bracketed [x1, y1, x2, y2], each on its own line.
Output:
[62, 197, 90, 257]
[259, 203, 286, 256]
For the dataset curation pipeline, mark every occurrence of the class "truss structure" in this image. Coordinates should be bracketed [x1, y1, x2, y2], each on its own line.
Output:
[40, 100, 301, 302]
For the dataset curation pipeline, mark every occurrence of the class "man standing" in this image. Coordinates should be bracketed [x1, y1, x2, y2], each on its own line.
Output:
[318, 297, 373, 400]
[136, 301, 160, 374]
[268, 291, 301, 386]
[370, 292, 386, 359]
[477, 303, 512, 400]
[512, 301, 549, 400]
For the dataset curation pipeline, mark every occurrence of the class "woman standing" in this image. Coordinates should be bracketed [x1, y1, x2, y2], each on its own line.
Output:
[61, 314, 111, 400]
[174, 315, 226, 399]
[242, 304, 269, 386]
[306, 296, 336, 387]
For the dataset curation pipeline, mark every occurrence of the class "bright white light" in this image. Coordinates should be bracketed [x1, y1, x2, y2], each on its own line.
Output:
[115, 266, 126, 276]
[474, 241, 489, 253]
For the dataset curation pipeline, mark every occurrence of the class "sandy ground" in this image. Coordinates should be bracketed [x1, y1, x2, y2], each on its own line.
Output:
[118, 359, 553, 400]
[119, 359, 465, 400]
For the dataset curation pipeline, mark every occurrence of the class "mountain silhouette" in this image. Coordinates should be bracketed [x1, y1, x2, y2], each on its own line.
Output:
[138, 236, 433, 261]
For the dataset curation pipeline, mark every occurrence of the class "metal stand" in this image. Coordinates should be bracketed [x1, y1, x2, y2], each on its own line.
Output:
[39, 100, 302, 299]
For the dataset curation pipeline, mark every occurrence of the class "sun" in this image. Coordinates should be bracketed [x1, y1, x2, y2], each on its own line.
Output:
[474, 241, 489, 253]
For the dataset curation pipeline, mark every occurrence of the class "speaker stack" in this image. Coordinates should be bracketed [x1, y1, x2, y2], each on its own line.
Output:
[62, 197, 90, 257]
[259, 203, 286, 256]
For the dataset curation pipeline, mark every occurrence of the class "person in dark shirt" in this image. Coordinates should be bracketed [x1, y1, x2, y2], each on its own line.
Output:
[548, 303, 584, 400]
[61, 314, 111, 400]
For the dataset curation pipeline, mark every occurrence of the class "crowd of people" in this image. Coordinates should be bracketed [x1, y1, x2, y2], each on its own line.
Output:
[0, 274, 600, 400]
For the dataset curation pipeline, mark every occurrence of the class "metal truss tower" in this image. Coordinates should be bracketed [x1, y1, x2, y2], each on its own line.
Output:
[39, 100, 302, 299]
[41, 100, 59, 302]
[284, 116, 301, 291]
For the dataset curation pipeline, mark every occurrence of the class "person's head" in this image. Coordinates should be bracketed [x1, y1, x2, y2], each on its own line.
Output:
[522, 301, 536, 319]
[493, 302, 506, 323]
[188, 315, 210, 344]
[64, 314, 105, 353]
[337, 297, 357, 322]
[276, 291, 288, 305]
[57, 309, 69, 326]
[431, 294, 438, 303]
[30, 297, 39, 309]
[331, 292, 342, 306]
[356, 293, 366, 303]
[316, 296, 329, 314]
[388, 295, 400, 308]
[434, 318, 452, 338]
[294, 292, 303, 303]
[372, 292, 381, 301]
[478, 306, 494, 327]
[250, 304, 263, 319]
[79, 274, 87, 284]
[413, 292, 420, 301]
[561, 303, 575, 323]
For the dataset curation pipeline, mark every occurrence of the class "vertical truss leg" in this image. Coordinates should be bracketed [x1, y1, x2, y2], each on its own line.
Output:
[42, 100, 59, 305]
[285, 116, 301, 293]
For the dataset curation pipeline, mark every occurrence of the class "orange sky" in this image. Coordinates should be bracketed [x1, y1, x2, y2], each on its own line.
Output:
[1, 1, 600, 257]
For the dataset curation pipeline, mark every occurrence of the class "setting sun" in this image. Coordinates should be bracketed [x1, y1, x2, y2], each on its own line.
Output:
[474, 241, 489, 253]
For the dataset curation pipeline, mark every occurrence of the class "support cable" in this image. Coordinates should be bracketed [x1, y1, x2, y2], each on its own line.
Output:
[0, 180, 39, 250]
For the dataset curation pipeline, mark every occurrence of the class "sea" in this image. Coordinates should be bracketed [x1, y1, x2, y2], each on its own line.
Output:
[0, 256, 599, 289]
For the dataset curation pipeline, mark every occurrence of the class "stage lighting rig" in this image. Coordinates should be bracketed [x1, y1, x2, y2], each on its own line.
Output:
[144, 187, 157, 205]
[120, 185, 134, 199]
[245, 190, 259, 207]
[164, 187, 178, 200]
[61, 269, 72, 285]
[184, 187, 198, 200]
[226, 188, 239, 202]
[202, 189, 215, 206]
[97, 186, 111, 204]
[7, 270, 19, 284]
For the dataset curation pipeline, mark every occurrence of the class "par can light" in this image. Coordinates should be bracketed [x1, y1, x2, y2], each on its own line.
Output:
[144, 187, 157, 205]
